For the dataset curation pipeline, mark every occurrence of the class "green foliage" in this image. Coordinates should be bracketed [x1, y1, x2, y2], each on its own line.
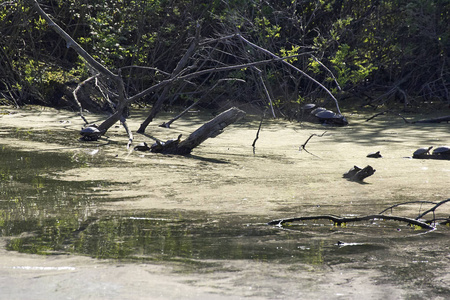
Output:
[0, 0, 448, 108]
[329, 44, 378, 88]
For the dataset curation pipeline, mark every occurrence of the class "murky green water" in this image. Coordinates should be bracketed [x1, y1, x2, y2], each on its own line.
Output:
[1, 136, 450, 297]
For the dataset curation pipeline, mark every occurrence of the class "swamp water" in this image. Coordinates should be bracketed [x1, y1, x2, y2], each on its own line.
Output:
[0, 107, 449, 299]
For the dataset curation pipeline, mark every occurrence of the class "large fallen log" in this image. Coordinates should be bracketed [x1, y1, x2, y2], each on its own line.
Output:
[413, 115, 450, 124]
[150, 107, 246, 155]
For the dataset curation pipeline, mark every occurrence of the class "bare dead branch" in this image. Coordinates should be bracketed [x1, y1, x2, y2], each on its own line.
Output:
[254, 67, 276, 118]
[235, 34, 342, 114]
[159, 78, 245, 128]
[299, 131, 327, 156]
[378, 200, 439, 215]
[366, 110, 410, 123]
[268, 214, 435, 230]
[252, 111, 266, 155]
[416, 198, 450, 220]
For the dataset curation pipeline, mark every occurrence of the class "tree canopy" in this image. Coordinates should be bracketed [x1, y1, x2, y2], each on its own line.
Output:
[1, 0, 449, 112]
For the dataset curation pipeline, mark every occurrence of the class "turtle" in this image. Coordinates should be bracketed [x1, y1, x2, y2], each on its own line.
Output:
[310, 107, 326, 115]
[412, 146, 433, 158]
[432, 146, 450, 157]
[367, 151, 382, 158]
[164, 134, 182, 148]
[151, 134, 183, 153]
[343, 165, 362, 178]
[314, 109, 348, 126]
[301, 103, 316, 111]
[80, 125, 102, 141]
[134, 142, 150, 152]
[150, 140, 165, 153]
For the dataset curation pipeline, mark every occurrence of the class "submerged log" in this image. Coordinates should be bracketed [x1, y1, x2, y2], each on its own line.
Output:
[343, 165, 376, 182]
[152, 107, 246, 155]
[413, 115, 450, 124]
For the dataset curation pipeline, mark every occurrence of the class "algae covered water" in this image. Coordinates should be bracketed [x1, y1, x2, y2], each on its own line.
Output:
[1, 108, 449, 299]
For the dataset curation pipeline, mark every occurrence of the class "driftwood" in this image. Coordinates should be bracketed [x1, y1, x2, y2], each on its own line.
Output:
[148, 107, 245, 155]
[343, 165, 376, 182]
[365, 110, 410, 123]
[413, 115, 450, 124]
[268, 214, 434, 230]
[268, 198, 450, 232]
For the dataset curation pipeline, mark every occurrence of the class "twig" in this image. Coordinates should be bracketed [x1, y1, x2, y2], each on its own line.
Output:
[254, 67, 276, 118]
[72, 74, 99, 125]
[378, 200, 438, 215]
[252, 111, 266, 155]
[416, 198, 450, 220]
[299, 131, 327, 156]
[159, 78, 245, 128]
[366, 110, 410, 123]
[366, 111, 387, 122]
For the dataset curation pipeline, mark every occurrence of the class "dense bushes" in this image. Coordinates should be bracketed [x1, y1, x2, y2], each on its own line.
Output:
[0, 0, 448, 111]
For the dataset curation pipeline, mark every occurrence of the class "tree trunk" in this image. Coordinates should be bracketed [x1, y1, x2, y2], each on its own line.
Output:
[151, 107, 246, 155]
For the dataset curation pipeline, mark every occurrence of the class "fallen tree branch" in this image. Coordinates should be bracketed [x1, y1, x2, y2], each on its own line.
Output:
[413, 115, 450, 124]
[378, 200, 438, 215]
[153, 107, 246, 155]
[416, 198, 450, 220]
[366, 110, 410, 123]
[267, 214, 435, 230]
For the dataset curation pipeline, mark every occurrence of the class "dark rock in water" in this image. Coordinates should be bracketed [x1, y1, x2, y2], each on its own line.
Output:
[367, 151, 382, 158]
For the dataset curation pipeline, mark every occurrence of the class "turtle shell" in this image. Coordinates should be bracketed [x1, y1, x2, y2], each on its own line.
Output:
[301, 103, 316, 110]
[80, 126, 100, 134]
[432, 146, 450, 155]
[310, 107, 326, 115]
[413, 146, 432, 156]
[367, 151, 382, 158]
[315, 109, 337, 119]
[80, 126, 102, 141]
[134, 142, 150, 152]
[315, 110, 348, 125]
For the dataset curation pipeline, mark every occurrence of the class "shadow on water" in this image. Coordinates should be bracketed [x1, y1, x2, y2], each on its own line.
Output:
[1, 137, 450, 297]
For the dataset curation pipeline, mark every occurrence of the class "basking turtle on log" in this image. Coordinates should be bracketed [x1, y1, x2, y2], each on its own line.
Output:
[80, 124, 104, 141]
[432, 146, 450, 159]
[310, 107, 348, 126]
[412, 146, 450, 160]
[150, 134, 183, 153]
[412, 146, 433, 159]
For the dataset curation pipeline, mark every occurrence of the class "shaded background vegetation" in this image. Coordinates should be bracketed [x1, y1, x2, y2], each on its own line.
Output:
[1, 0, 449, 114]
